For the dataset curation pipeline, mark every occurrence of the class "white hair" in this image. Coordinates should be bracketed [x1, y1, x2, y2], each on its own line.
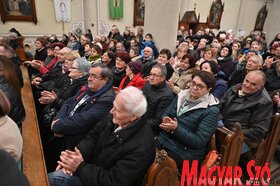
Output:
[251, 54, 263, 65]
[118, 87, 147, 117]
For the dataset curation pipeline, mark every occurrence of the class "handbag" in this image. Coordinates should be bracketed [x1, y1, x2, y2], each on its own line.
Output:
[201, 150, 221, 170]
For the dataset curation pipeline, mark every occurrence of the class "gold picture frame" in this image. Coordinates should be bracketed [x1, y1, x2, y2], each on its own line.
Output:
[0, 0, 37, 24]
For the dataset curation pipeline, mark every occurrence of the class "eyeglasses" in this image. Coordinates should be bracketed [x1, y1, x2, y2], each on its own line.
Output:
[70, 66, 78, 70]
[149, 73, 162, 78]
[190, 80, 206, 90]
[222, 48, 229, 52]
[88, 73, 103, 79]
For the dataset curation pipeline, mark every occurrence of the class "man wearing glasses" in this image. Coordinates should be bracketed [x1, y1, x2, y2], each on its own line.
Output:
[142, 64, 174, 135]
[48, 63, 115, 170]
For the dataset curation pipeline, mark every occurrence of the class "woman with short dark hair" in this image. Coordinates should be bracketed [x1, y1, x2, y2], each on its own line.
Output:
[168, 54, 197, 94]
[200, 60, 227, 98]
[157, 71, 219, 170]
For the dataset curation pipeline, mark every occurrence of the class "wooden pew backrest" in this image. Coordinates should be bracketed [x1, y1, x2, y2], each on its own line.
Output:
[143, 149, 179, 186]
[21, 65, 49, 186]
[254, 113, 280, 165]
[214, 126, 244, 166]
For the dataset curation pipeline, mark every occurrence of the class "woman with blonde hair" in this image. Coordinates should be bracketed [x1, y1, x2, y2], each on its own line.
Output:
[195, 47, 217, 69]
[170, 45, 188, 69]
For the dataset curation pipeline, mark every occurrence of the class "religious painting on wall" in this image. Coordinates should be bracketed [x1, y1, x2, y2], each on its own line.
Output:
[207, 0, 224, 29]
[254, 4, 268, 31]
[133, 0, 145, 26]
[0, 0, 37, 24]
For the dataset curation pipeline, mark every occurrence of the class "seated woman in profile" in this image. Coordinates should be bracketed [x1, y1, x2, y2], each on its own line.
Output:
[200, 60, 227, 99]
[0, 90, 23, 162]
[118, 61, 146, 91]
[156, 71, 219, 170]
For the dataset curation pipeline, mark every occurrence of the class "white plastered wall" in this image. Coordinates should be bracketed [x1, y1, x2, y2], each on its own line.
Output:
[0, 0, 279, 46]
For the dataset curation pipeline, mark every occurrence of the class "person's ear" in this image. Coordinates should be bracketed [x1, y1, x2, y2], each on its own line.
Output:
[130, 114, 138, 122]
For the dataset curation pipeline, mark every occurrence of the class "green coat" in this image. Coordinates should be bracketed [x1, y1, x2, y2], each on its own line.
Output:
[157, 89, 219, 163]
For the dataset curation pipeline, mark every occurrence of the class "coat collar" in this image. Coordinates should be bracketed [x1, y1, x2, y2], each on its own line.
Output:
[176, 89, 219, 115]
[86, 81, 112, 97]
[232, 84, 265, 101]
[112, 115, 146, 144]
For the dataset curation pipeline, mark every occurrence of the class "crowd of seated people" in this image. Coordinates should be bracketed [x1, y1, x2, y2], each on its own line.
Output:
[1, 25, 280, 185]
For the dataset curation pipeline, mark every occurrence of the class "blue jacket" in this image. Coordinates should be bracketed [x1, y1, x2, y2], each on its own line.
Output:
[140, 41, 159, 58]
[52, 82, 115, 148]
[213, 70, 227, 99]
[157, 90, 219, 163]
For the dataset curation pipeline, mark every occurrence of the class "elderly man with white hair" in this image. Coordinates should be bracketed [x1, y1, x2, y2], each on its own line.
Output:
[228, 54, 262, 87]
[48, 86, 156, 186]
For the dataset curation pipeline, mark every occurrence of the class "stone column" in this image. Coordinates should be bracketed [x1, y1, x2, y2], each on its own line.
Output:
[144, 0, 181, 53]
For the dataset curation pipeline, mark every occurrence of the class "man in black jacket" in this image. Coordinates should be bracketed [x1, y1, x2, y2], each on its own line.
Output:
[227, 53, 261, 87]
[140, 46, 157, 79]
[143, 64, 174, 135]
[220, 70, 273, 153]
[48, 86, 155, 186]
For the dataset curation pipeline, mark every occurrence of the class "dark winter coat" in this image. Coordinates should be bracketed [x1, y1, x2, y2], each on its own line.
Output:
[140, 56, 157, 78]
[213, 70, 227, 98]
[157, 90, 219, 163]
[112, 67, 126, 87]
[142, 81, 174, 134]
[220, 84, 273, 146]
[217, 56, 234, 81]
[52, 83, 115, 149]
[75, 114, 156, 186]
[0, 76, 25, 125]
[227, 67, 247, 88]
[265, 68, 280, 92]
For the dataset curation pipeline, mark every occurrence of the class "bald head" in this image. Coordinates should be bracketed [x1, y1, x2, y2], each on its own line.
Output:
[143, 47, 153, 58]
[242, 70, 266, 95]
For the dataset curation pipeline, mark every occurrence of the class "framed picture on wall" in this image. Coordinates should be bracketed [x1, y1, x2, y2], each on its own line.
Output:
[0, 0, 37, 24]
[133, 0, 145, 27]
[207, 0, 224, 29]
[254, 5, 268, 31]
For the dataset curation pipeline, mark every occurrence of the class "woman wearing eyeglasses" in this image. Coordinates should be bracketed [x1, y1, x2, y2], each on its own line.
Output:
[156, 71, 219, 170]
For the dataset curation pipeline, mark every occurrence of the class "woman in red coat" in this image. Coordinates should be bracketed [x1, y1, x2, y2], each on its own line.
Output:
[118, 61, 146, 91]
